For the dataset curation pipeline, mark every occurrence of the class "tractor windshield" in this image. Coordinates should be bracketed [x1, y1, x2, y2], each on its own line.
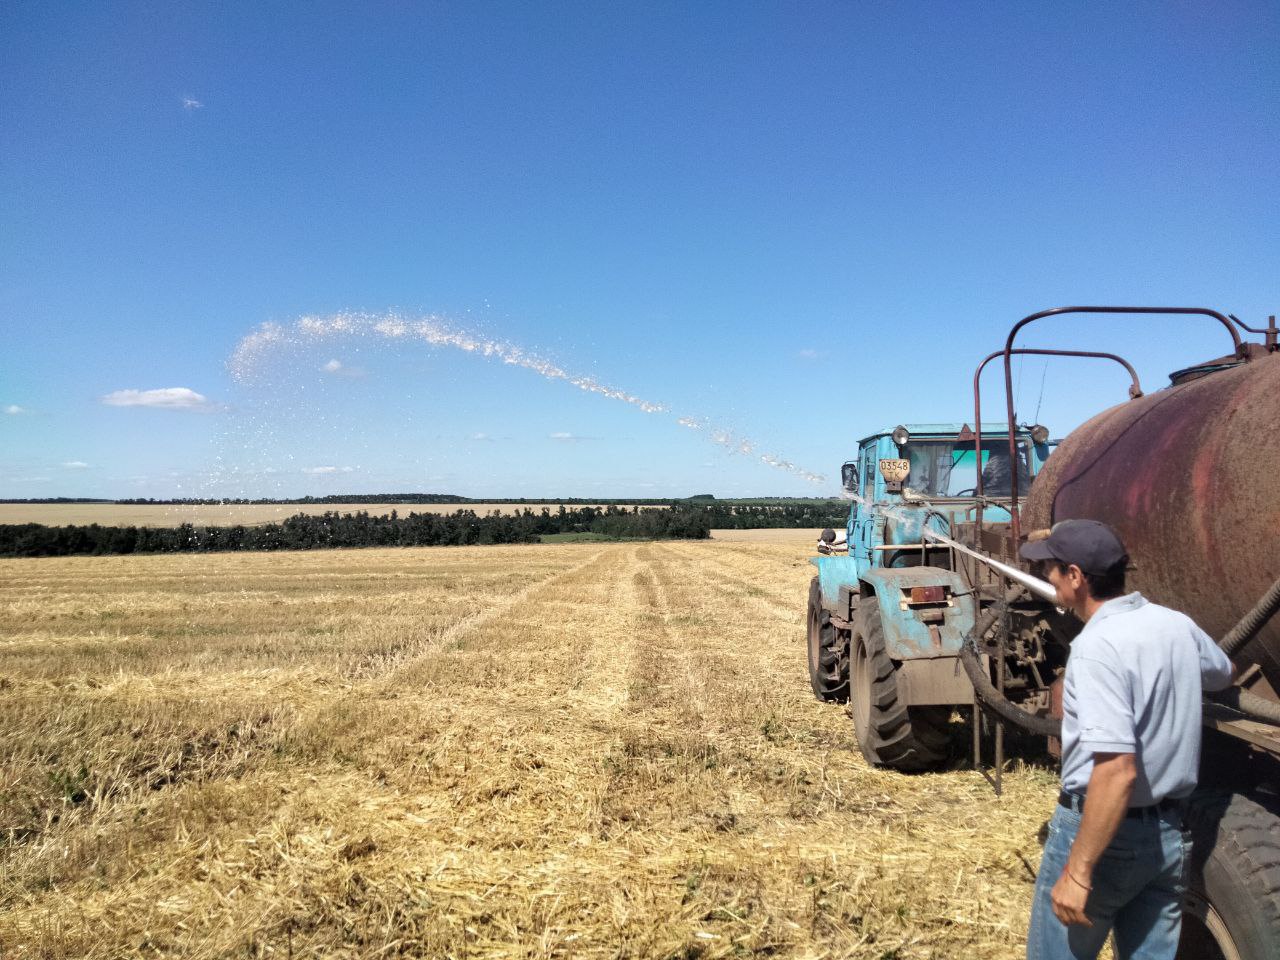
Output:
[902, 440, 1031, 498]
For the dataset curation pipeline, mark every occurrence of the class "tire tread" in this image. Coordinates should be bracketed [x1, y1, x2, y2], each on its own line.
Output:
[807, 578, 849, 702]
[851, 600, 950, 772]
[1184, 791, 1280, 960]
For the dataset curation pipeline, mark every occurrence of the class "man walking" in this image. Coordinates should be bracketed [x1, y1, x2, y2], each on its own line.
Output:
[1020, 519, 1234, 960]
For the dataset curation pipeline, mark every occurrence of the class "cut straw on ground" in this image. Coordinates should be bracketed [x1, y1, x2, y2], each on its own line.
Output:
[0, 538, 1059, 958]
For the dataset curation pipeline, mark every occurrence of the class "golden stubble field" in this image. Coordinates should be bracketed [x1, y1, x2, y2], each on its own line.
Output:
[0, 537, 1057, 958]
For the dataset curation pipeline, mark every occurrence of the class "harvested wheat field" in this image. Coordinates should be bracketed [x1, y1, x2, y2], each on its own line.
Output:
[0, 537, 1058, 958]
[709, 529, 825, 542]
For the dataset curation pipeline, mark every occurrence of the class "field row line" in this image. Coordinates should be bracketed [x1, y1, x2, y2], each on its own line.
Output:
[355, 548, 610, 686]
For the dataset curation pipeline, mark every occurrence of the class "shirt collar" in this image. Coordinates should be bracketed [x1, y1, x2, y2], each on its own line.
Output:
[1086, 591, 1147, 627]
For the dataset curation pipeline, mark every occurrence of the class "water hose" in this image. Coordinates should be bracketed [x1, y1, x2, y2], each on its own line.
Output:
[1218, 575, 1280, 658]
[959, 590, 1062, 738]
[1206, 686, 1280, 726]
[1205, 573, 1280, 725]
[962, 577, 1280, 733]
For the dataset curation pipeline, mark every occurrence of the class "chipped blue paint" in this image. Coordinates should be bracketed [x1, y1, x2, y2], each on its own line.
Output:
[810, 554, 859, 611]
[860, 567, 975, 659]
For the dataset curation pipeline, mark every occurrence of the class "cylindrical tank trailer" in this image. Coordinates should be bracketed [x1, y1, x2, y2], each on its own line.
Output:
[1024, 345, 1280, 697]
[1000, 312, 1280, 960]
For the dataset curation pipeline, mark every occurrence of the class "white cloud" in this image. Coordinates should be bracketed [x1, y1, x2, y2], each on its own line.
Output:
[797, 348, 821, 361]
[62, 461, 89, 469]
[470, 432, 494, 442]
[550, 432, 589, 441]
[320, 358, 366, 378]
[4, 404, 26, 415]
[183, 97, 203, 110]
[100, 387, 215, 410]
[302, 465, 355, 475]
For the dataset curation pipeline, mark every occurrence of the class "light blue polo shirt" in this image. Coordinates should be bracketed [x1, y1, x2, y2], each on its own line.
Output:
[1060, 592, 1234, 805]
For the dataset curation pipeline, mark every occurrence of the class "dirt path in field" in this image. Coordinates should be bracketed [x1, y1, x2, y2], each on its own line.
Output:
[0, 542, 1058, 958]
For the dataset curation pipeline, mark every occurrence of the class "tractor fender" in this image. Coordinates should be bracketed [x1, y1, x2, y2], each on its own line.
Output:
[859, 567, 975, 661]
[809, 555, 860, 617]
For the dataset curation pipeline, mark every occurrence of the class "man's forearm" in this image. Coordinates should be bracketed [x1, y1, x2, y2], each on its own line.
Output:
[1067, 753, 1136, 882]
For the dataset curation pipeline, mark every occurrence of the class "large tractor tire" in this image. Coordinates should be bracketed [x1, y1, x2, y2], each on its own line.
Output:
[849, 599, 950, 772]
[806, 578, 848, 702]
[1180, 792, 1280, 960]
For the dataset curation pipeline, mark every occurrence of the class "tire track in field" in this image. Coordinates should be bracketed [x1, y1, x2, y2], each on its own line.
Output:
[641, 544, 810, 708]
[655, 543, 803, 625]
[666, 537, 802, 579]
[302, 541, 655, 822]
[596, 543, 728, 837]
[305, 544, 671, 941]
[646, 541, 803, 708]
[292, 544, 623, 762]
[354, 548, 610, 684]
[662, 539, 809, 603]
[663, 540, 814, 610]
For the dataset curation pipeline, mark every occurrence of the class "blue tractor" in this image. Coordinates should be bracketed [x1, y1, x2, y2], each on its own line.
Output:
[807, 422, 1055, 771]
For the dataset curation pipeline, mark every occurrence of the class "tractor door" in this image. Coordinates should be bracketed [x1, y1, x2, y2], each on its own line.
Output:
[851, 442, 879, 574]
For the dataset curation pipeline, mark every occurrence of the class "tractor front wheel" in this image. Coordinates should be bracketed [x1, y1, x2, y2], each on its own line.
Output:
[849, 599, 950, 772]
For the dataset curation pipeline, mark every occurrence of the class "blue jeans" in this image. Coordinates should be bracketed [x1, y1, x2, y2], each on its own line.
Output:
[1027, 803, 1191, 959]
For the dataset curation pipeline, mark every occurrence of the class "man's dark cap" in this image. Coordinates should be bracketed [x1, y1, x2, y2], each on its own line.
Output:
[1019, 519, 1128, 575]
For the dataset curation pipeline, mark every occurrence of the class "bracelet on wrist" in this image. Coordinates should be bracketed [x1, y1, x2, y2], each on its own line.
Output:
[1065, 869, 1092, 892]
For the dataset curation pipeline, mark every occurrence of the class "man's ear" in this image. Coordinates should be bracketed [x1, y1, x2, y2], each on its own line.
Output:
[1067, 564, 1086, 591]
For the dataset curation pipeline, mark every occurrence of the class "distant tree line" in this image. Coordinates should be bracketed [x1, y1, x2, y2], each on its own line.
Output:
[690, 501, 849, 529]
[0, 506, 713, 557]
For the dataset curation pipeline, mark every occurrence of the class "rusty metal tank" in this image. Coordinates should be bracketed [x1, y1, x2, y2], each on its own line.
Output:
[1023, 347, 1280, 695]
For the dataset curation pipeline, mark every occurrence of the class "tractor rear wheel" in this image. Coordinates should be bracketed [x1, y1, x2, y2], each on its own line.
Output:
[807, 578, 848, 702]
[1180, 792, 1280, 960]
[849, 599, 950, 772]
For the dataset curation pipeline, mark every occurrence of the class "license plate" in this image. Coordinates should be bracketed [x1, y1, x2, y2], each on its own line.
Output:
[879, 458, 910, 483]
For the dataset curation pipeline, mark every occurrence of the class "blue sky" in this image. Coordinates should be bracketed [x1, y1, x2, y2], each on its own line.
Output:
[3, 2, 1277, 499]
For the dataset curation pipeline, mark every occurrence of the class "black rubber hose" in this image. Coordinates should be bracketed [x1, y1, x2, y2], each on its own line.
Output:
[1207, 686, 1280, 725]
[1218, 575, 1280, 658]
[960, 598, 1062, 738]
[1207, 573, 1280, 727]
[963, 577, 1280, 734]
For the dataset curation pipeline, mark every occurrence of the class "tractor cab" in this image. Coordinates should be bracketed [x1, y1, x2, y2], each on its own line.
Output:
[840, 422, 1053, 577]
[843, 422, 1052, 501]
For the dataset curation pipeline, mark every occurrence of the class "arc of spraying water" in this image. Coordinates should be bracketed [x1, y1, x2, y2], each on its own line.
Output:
[229, 310, 829, 486]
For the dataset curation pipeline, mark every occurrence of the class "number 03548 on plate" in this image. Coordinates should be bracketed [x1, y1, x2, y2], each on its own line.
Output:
[878, 459, 910, 483]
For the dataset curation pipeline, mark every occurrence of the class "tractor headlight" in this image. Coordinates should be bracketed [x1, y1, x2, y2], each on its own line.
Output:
[891, 425, 910, 447]
[1030, 424, 1050, 445]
